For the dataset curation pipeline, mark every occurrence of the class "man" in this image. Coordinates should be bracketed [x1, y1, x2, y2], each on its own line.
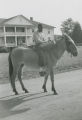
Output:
[33, 23, 45, 45]
[33, 23, 46, 76]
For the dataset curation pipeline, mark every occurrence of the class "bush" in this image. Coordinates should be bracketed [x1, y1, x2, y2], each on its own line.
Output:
[0, 47, 9, 53]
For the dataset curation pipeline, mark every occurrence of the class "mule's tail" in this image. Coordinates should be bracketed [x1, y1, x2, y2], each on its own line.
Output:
[8, 51, 13, 80]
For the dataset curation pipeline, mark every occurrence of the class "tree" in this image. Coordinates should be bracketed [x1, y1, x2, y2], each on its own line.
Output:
[61, 18, 75, 36]
[61, 18, 82, 43]
[71, 22, 82, 43]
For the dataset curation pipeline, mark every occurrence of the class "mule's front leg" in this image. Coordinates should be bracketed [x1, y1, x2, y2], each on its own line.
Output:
[13, 89, 19, 95]
[50, 68, 58, 95]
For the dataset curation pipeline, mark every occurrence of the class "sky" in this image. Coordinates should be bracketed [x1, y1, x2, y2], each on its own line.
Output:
[0, 0, 82, 34]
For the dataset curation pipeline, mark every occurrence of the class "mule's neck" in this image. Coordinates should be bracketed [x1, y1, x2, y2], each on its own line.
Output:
[54, 39, 66, 60]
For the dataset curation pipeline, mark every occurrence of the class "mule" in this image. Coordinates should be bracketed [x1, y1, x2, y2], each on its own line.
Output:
[8, 33, 78, 95]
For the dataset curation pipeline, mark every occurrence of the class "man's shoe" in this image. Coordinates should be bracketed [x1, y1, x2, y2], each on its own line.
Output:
[39, 67, 46, 76]
[39, 71, 46, 76]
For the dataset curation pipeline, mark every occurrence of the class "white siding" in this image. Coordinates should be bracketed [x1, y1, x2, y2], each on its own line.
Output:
[0, 37, 5, 46]
[43, 28, 54, 41]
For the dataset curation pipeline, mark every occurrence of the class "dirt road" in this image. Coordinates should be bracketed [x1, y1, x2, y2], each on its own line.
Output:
[0, 69, 82, 120]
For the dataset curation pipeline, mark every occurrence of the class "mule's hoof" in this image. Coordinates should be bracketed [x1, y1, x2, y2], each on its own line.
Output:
[44, 89, 47, 92]
[15, 92, 19, 95]
[53, 91, 58, 95]
[25, 90, 29, 93]
[42, 85, 47, 92]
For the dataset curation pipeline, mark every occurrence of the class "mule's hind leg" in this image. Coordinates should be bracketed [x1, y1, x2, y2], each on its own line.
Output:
[11, 68, 18, 95]
[50, 68, 58, 95]
[42, 70, 49, 92]
[18, 64, 29, 93]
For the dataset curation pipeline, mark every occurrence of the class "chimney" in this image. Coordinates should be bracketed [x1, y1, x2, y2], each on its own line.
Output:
[30, 17, 33, 21]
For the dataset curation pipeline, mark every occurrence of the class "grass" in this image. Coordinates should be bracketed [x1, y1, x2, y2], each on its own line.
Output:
[0, 46, 82, 84]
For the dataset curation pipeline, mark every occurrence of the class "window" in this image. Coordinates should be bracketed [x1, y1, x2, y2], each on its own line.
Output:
[32, 29, 34, 33]
[5, 27, 15, 32]
[48, 37, 51, 41]
[48, 30, 50, 34]
[0, 27, 4, 32]
[16, 27, 25, 32]
[0, 37, 5, 44]
[6, 37, 15, 43]
[27, 28, 32, 33]
[22, 39, 25, 43]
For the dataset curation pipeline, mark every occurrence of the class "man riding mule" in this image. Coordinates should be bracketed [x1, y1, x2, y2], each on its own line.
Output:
[8, 32, 78, 95]
[32, 23, 51, 76]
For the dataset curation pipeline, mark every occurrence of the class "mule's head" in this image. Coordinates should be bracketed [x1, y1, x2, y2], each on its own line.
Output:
[64, 33, 78, 56]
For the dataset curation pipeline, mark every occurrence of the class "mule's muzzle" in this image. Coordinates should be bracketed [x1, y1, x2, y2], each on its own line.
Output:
[73, 51, 78, 56]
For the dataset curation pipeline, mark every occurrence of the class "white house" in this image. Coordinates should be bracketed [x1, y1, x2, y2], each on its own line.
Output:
[0, 15, 55, 47]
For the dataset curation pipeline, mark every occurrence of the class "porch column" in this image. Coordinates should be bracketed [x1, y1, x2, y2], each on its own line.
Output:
[15, 26, 17, 46]
[3, 26, 6, 47]
[15, 36, 17, 46]
[25, 27, 28, 45]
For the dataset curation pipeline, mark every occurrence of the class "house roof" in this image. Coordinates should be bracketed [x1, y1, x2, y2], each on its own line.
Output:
[0, 15, 55, 28]
[30, 20, 55, 28]
[0, 18, 6, 23]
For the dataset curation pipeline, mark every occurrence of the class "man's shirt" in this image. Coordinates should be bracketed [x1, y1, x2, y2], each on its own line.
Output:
[33, 31, 45, 45]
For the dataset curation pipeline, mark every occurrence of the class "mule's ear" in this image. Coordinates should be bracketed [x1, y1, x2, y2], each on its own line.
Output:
[63, 33, 76, 45]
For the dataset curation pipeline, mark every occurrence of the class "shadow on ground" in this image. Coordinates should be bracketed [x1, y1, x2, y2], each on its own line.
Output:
[0, 92, 52, 118]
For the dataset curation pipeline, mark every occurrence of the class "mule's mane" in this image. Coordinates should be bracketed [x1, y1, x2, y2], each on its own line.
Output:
[52, 37, 65, 51]
[43, 38, 65, 62]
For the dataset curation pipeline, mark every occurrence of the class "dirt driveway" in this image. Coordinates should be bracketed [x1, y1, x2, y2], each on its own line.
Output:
[0, 69, 82, 120]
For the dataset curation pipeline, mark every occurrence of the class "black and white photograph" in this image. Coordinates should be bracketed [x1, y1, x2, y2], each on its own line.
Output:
[0, 0, 82, 120]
